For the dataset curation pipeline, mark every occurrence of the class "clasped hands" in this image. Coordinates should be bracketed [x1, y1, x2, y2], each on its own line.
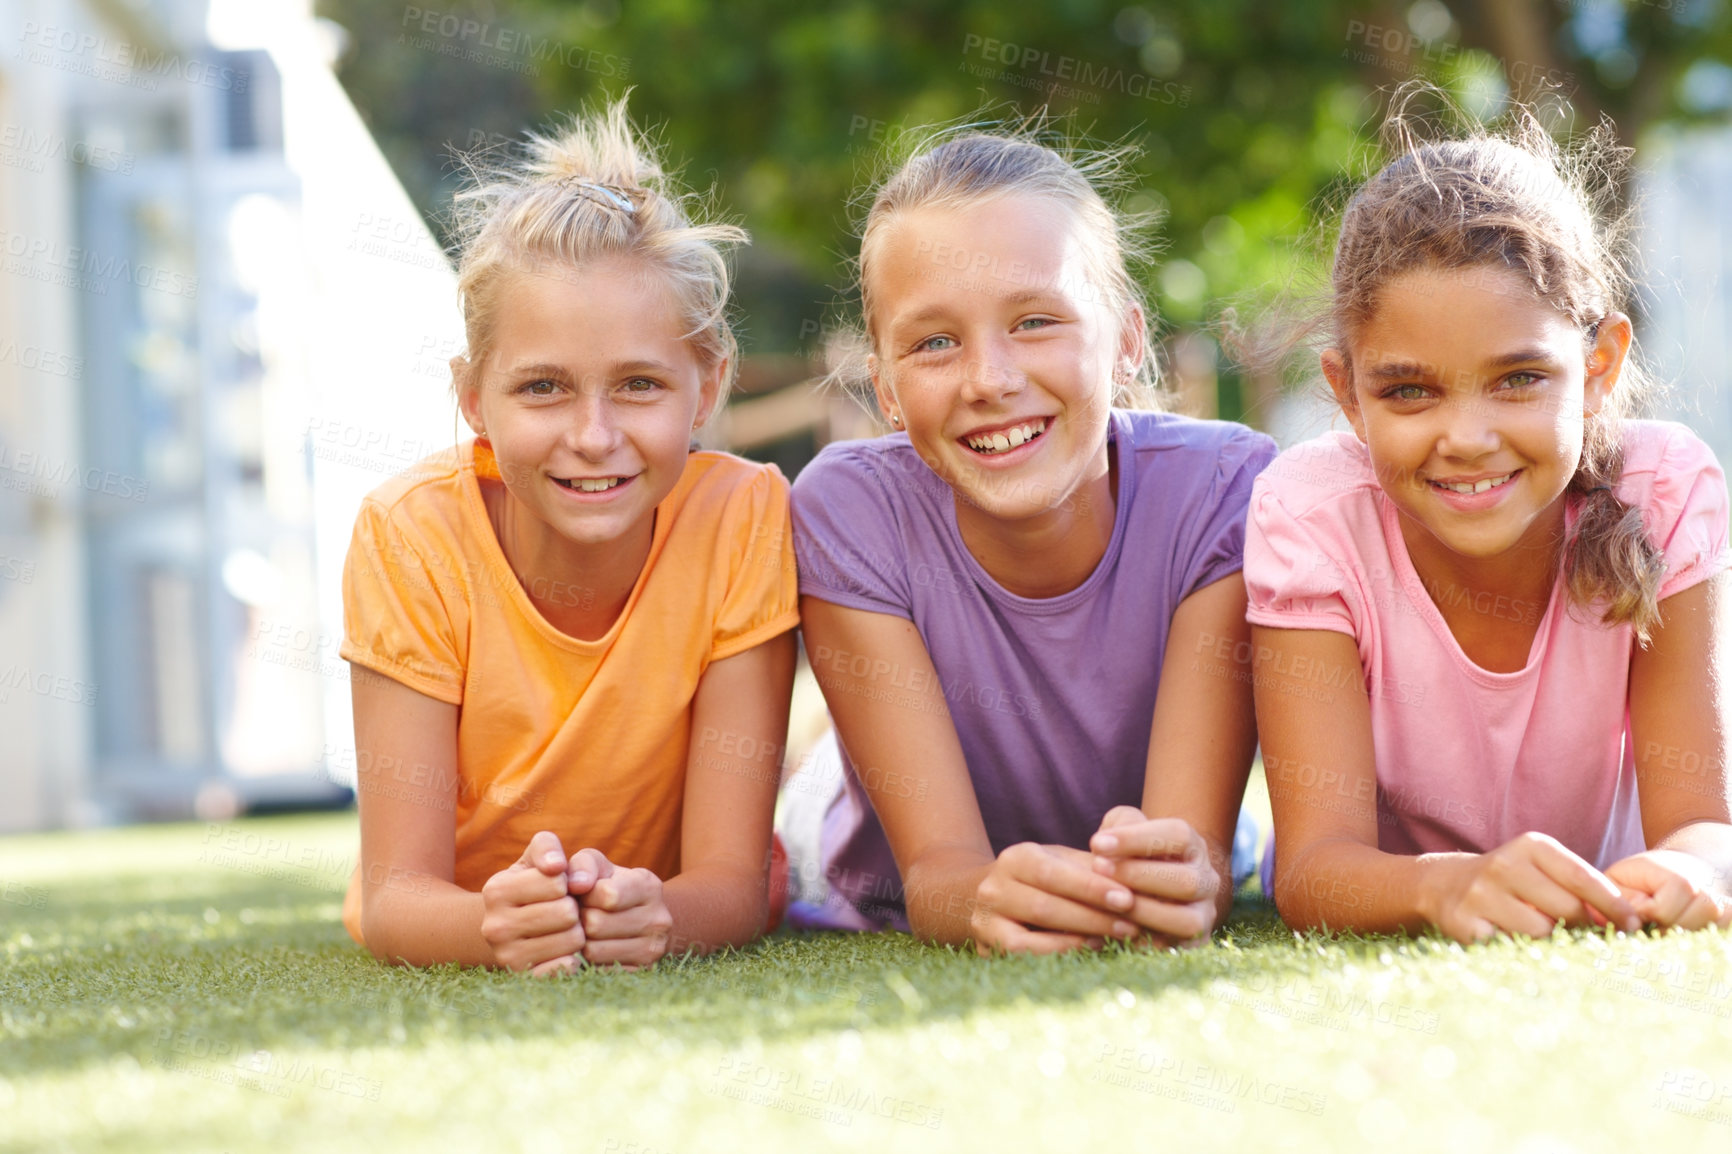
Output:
[481, 830, 674, 975]
[971, 805, 1221, 956]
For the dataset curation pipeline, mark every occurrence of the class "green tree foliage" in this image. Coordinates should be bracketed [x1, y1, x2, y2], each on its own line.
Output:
[319, 0, 1732, 421]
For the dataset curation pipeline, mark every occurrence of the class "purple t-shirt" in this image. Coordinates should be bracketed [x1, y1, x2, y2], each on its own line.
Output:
[791, 408, 1276, 927]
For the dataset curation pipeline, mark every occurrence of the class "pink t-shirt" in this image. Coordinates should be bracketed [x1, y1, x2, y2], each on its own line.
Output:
[1245, 420, 1731, 869]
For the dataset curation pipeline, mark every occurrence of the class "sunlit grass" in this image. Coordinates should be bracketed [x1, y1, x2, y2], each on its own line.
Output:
[2, 812, 1730, 1153]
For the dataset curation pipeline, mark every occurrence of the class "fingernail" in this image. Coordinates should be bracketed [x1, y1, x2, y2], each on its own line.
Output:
[1093, 856, 1115, 873]
[571, 871, 592, 887]
[541, 852, 561, 868]
[1113, 921, 1137, 938]
[1094, 835, 1118, 852]
[1106, 889, 1131, 910]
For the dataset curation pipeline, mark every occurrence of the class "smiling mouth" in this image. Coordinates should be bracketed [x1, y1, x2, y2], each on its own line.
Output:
[1429, 471, 1517, 495]
[962, 418, 1049, 456]
[553, 476, 627, 492]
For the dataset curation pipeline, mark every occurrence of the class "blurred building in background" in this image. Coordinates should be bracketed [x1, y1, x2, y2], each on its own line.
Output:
[0, 0, 467, 830]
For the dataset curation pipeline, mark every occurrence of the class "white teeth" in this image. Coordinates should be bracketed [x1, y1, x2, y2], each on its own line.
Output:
[562, 477, 622, 492]
[965, 419, 1047, 454]
[1435, 473, 1513, 495]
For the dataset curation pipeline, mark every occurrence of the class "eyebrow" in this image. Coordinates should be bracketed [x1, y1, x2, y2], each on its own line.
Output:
[888, 288, 1064, 331]
[1363, 349, 1559, 382]
[503, 359, 678, 378]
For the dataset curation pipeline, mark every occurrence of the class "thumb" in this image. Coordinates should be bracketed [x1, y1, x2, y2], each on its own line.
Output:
[519, 831, 569, 878]
[569, 848, 615, 893]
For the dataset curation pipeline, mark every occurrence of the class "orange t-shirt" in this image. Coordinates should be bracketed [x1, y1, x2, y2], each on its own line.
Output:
[338, 440, 799, 946]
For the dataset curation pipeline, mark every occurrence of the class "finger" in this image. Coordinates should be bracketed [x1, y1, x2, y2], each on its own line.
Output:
[496, 926, 586, 972]
[567, 848, 615, 894]
[1641, 874, 1698, 928]
[1095, 857, 1216, 903]
[587, 868, 659, 913]
[582, 902, 664, 941]
[1002, 844, 1136, 917]
[582, 935, 666, 968]
[1120, 895, 1215, 941]
[1502, 866, 1597, 928]
[1479, 891, 1561, 940]
[511, 895, 582, 938]
[1529, 844, 1639, 932]
[973, 914, 1096, 956]
[1090, 818, 1204, 861]
[1672, 892, 1720, 932]
[518, 831, 570, 877]
[528, 954, 580, 978]
[1096, 805, 1147, 832]
[484, 864, 575, 909]
[988, 876, 1140, 939]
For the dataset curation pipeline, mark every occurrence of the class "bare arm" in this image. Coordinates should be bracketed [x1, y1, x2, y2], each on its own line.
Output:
[1253, 625, 1636, 940]
[801, 597, 1135, 952]
[1128, 573, 1262, 931]
[351, 670, 493, 967]
[1616, 574, 1732, 926]
[658, 630, 798, 954]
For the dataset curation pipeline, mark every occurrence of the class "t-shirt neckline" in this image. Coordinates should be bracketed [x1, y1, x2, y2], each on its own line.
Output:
[939, 408, 1137, 614]
[1377, 488, 1572, 685]
[459, 438, 672, 653]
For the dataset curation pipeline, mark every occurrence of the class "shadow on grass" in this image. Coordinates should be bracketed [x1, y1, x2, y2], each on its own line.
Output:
[2, 870, 1413, 1083]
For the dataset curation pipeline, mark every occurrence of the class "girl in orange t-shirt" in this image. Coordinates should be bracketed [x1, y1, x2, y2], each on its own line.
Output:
[340, 100, 799, 974]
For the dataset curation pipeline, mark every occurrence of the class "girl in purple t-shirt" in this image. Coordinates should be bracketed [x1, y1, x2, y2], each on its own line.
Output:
[1247, 100, 1732, 942]
[789, 129, 1276, 954]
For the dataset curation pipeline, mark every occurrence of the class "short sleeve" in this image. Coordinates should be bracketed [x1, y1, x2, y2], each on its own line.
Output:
[790, 443, 915, 617]
[339, 499, 467, 704]
[1243, 479, 1359, 636]
[1178, 429, 1278, 600]
[1647, 426, 1732, 600]
[710, 465, 802, 662]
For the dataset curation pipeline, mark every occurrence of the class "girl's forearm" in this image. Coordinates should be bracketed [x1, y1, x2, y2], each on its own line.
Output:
[898, 847, 996, 947]
[1276, 838, 1473, 935]
[1655, 821, 1732, 898]
[662, 864, 774, 956]
[361, 877, 494, 968]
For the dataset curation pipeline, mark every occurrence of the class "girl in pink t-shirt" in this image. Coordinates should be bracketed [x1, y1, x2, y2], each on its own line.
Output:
[1245, 100, 1732, 943]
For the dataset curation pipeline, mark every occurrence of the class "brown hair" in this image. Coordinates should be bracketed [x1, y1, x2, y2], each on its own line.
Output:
[841, 118, 1165, 409]
[1330, 88, 1664, 640]
[448, 96, 747, 409]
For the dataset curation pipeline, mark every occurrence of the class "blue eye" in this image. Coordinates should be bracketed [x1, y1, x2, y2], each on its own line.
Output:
[915, 335, 956, 353]
[1015, 317, 1054, 331]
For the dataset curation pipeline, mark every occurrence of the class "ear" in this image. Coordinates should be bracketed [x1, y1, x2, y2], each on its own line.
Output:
[1115, 302, 1147, 390]
[1321, 348, 1366, 442]
[868, 353, 899, 428]
[1584, 312, 1633, 418]
[693, 355, 727, 428]
[453, 356, 485, 436]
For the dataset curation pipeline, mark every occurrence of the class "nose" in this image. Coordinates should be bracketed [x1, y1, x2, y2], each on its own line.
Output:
[958, 333, 1024, 406]
[568, 383, 621, 460]
[1436, 391, 1499, 461]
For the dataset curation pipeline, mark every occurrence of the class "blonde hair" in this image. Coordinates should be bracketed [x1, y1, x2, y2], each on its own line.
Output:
[842, 119, 1165, 409]
[1329, 88, 1664, 640]
[448, 97, 747, 407]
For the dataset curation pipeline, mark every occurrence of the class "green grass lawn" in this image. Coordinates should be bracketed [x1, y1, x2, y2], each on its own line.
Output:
[3, 811, 1732, 1154]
